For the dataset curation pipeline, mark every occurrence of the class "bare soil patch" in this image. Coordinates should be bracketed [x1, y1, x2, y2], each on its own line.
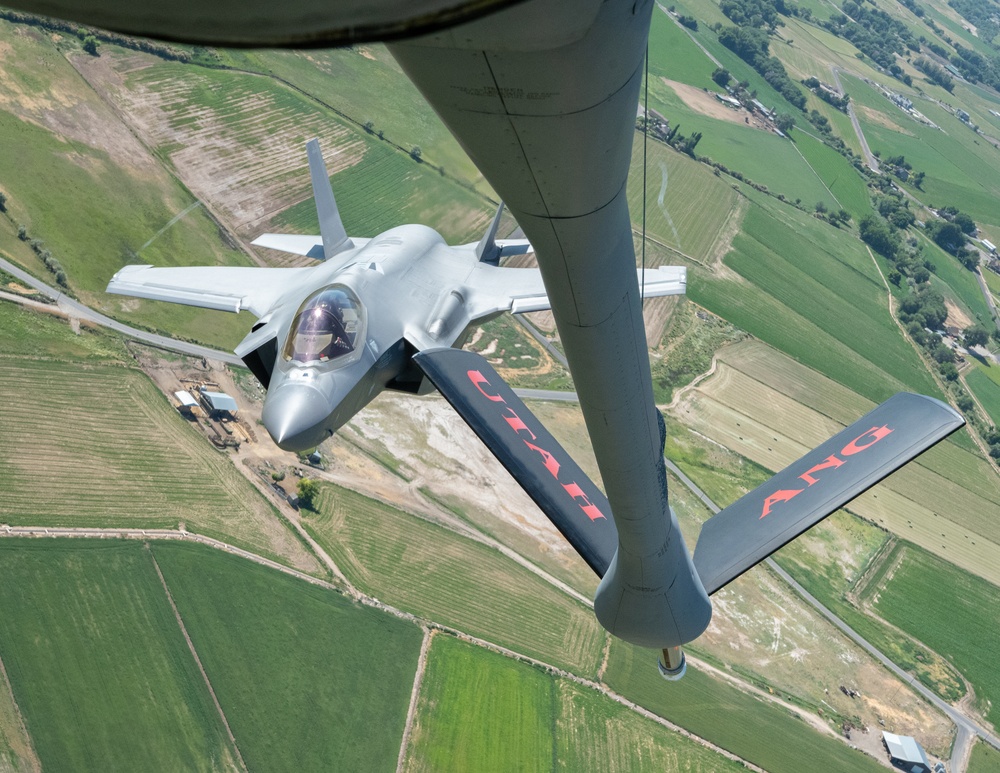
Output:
[857, 105, 914, 136]
[665, 79, 763, 129]
[945, 299, 973, 329]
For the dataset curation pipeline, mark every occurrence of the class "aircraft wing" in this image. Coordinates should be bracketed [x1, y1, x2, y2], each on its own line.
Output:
[106, 264, 311, 317]
[467, 265, 686, 315]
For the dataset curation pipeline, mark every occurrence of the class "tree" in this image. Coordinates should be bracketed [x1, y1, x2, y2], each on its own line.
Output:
[774, 113, 795, 133]
[83, 36, 99, 56]
[17, 224, 27, 240]
[409, 146, 422, 161]
[0, 191, 6, 212]
[859, 214, 898, 259]
[363, 120, 375, 134]
[297, 478, 320, 510]
[712, 67, 731, 88]
[814, 201, 827, 214]
[912, 171, 926, 189]
[964, 325, 990, 347]
[939, 362, 959, 381]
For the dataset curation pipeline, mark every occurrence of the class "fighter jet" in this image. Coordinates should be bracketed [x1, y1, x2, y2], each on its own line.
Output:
[107, 139, 687, 452]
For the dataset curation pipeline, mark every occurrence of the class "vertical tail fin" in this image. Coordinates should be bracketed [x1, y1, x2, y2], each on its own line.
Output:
[476, 202, 506, 265]
[306, 138, 353, 260]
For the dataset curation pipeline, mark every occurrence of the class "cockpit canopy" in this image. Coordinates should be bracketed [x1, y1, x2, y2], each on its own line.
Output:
[284, 285, 365, 365]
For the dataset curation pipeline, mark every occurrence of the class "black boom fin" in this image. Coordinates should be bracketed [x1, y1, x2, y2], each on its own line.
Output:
[694, 392, 964, 594]
[413, 348, 617, 576]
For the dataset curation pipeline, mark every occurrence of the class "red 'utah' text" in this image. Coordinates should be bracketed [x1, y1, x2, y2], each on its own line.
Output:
[468, 369, 607, 522]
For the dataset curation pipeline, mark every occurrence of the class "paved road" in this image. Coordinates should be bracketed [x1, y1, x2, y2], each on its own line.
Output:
[0, 256, 243, 366]
[831, 67, 880, 173]
[663, 457, 1000, 761]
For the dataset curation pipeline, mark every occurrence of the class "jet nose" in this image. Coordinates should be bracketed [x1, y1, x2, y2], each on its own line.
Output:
[262, 384, 331, 451]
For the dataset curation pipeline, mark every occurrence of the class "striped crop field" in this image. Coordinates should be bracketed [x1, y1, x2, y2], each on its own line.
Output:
[108, 53, 368, 239]
[153, 541, 422, 773]
[627, 139, 744, 266]
[671, 339, 1000, 586]
[306, 482, 605, 675]
[0, 357, 317, 571]
[271, 140, 494, 246]
[0, 540, 240, 772]
[404, 635, 748, 773]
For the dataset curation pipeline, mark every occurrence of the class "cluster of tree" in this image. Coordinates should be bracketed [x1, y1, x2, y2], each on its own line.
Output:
[821, 3, 918, 73]
[17, 228, 68, 288]
[877, 154, 925, 186]
[913, 57, 955, 91]
[0, 9, 190, 62]
[813, 200, 852, 227]
[717, 26, 807, 109]
[899, 0, 926, 17]
[719, 0, 786, 30]
[899, 289, 967, 381]
[677, 14, 699, 30]
[947, 0, 1000, 52]
[663, 124, 704, 156]
[925, 207, 978, 267]
[801, 77, 850, 110]
[297, 478, 319, 510]
[948, 43, 1000, 92]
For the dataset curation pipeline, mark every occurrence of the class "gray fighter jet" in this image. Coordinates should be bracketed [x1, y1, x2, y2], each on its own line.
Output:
[107, 139, 687, 452]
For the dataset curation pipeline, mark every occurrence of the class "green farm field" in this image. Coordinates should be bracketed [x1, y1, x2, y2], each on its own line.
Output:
[404, 635, 556, 773]
[966, 367, 1000, 426]
[0, 541, 239, 772]
[874, 544, 1000, 727]
[650, 88, 839, 209]
[647, 9, 720, 92]
[792, 130, 873, 219]
[604, 641, 888, 773]
[0, 306, 316, 571]
[845, 75, 1000, 231]
[970, 741, 1000, 773]
[273, 140, 493, 245]
[690, 189, 940, 404]
[152, 541, 422, 773]
[625, 139, 744, 265]
[249, 46, 487, 190]
[306, 482, 605, 674]
[404, 635, 749, 773]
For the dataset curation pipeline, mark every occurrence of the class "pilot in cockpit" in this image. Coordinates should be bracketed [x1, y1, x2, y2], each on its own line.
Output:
[286, 287, 362, 364]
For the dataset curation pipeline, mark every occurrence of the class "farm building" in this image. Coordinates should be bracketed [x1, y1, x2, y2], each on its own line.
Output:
[199, 389, 239, 418]
[882, 732, 931, 773]
[174, 390, 199, 416]
[983, 239, 997, 255]
[715, 93, 741, 108]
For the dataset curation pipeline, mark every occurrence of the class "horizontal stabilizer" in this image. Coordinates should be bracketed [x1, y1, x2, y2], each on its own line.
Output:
[251, 233, 325, 258]
[414, 348, 617, 576]
[693, 393, 963, 594]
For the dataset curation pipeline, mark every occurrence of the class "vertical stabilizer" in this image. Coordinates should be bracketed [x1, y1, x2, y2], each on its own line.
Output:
[476, 202, 505, 265]
[306, 139, 353, 260]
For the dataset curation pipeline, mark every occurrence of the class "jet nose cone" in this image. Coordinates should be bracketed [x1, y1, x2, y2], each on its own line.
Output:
[262, 385, 331, 451]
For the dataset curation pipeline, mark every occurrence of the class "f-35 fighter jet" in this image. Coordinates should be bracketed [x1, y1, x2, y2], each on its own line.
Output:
[107, 139, 686, 452]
